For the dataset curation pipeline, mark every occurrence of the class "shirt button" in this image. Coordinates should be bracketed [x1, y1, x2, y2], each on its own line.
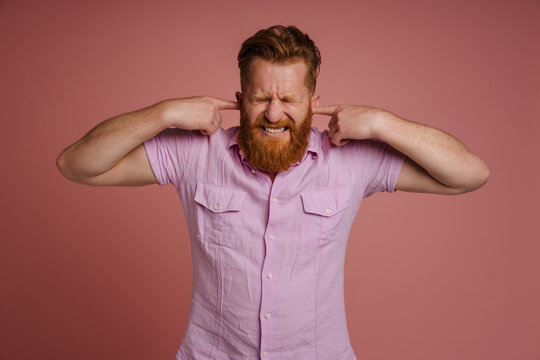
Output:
[251, 169, 256, 174]
[264, 313, 271, 319]
[267, 273, 273, 279]
[213, 204, 220, 211]
[263, 352, 268, 358]
[271, 198, 277, 203]
[269, 234, 275, 240]
[326, 208, 332, 214]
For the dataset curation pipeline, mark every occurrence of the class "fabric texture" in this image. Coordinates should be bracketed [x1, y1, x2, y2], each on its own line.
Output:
[143, 126, 405, 360]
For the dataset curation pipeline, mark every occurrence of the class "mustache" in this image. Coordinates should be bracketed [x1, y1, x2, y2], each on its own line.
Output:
[243, 114, 296, 130]
[236, 107, 313, 173]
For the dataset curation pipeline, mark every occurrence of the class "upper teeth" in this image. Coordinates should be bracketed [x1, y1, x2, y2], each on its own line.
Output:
[264, 127, 286, 133]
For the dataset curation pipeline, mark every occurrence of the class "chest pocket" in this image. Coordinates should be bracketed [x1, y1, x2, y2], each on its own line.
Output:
[194, 182, 245, 249]
[300, 187, 351, 250]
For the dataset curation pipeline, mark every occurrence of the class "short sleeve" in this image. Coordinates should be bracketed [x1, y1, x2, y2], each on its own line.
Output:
[355, 139, 405, 198]
[143, 128, 194, 188]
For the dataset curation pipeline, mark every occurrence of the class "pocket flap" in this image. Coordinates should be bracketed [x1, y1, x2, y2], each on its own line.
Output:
[300, 187, 350, 217]
[194, 182, 245, 213]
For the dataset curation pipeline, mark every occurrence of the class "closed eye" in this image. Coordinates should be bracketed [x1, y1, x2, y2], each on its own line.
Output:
[250, 98, 270, 103]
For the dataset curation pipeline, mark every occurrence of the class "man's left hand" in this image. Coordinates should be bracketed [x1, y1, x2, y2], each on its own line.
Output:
[312, 104, 389, 146]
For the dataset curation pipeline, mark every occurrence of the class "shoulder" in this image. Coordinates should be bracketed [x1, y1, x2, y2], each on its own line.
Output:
[310, 127, 358, 158]
[314, 127, 393, 155]
[165, 126, 237, 146]
[208, 126, 238, 148]
[220, 126, 239, 141]
[313, 128, 399, 168]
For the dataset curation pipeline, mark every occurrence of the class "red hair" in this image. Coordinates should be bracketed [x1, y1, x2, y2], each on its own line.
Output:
[238, 25, 321, 93]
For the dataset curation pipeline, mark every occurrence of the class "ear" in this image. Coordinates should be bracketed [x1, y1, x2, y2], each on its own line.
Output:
[235, 91, 243, 105]
[310, 94, 320, 109]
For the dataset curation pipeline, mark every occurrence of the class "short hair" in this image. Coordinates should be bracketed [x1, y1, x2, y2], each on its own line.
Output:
[238, 25, 321, 94]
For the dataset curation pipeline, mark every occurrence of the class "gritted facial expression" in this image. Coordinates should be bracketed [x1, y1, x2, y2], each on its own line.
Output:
[236, 58, 320, 173]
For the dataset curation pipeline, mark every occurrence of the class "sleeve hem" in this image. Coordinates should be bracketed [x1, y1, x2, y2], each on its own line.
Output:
[387, 152, 406, 193]
[143, 136, 167, 186]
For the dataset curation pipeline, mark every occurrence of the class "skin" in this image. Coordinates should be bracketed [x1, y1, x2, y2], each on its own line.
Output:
[235, 58, 319, 144]
[235, 58, 321, 182]
[57, 58, 489, 193]
[235, 58, 490, 192]
[314, 103, 491, 194]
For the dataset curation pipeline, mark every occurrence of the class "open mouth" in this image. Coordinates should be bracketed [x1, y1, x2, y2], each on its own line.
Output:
[262, 126, 289, 133]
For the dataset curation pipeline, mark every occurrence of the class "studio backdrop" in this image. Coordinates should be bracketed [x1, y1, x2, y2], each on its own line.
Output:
[1, 0, 539, 359]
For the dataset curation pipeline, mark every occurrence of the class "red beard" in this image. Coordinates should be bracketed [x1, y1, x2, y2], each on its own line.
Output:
[237, 108, 312, 173]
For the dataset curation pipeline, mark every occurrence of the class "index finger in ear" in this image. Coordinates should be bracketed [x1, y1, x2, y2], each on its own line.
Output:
[312, 105, 338, 116]
[211, 98, 240, 110]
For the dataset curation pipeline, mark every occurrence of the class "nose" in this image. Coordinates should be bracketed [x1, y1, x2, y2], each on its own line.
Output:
[264, 99, 285, 123]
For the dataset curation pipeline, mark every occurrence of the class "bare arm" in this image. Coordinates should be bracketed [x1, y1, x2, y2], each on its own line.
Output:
[379, 113, 489, 194]
[56, 96, 239, 186]
[312, 104, 490, 194]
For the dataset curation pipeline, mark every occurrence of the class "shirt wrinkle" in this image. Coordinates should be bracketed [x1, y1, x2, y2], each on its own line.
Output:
[143, 126, 405, 360]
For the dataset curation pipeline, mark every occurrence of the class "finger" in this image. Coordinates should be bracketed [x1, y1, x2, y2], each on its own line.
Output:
[331, 130, 345, 146]
[312, 105, 338, 116]
[328, 124, 337, 138]
[201, 125, 220, 136]
[207, 117, 221, 135]
[328, 114, 337, 130]
[210, 97, 240, 110]
[330, 135, 341, 146]
[328, 125, 339, 137]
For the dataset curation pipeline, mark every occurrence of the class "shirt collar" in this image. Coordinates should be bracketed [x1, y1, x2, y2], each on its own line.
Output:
[227, 126, 320, 164]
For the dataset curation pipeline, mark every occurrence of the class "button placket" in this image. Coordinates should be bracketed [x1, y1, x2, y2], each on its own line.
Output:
[260, 187, 280, 357]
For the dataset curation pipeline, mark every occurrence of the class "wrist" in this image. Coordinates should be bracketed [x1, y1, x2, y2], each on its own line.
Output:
[370, 109, 394, 140]
[156, 99, 180, 128]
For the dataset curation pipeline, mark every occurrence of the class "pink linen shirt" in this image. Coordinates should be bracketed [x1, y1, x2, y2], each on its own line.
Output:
[143, 126, 405, 360]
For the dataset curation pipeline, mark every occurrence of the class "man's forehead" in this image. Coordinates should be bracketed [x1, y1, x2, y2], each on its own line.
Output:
[243, 59, 309, 96]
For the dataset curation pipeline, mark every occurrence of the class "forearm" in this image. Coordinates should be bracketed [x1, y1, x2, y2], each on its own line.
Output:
[57, 100, 170, 179]
[374, 112, 490, 191]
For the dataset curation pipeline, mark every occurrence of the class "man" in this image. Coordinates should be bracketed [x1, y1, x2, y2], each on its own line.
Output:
[57, 25, 489, 360]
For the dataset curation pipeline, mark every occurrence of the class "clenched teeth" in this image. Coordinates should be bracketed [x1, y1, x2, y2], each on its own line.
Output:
[263, 127, 287, 133]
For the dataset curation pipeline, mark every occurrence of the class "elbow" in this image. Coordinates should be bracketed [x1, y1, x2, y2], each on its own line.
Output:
[470, 168, 490, 192]
[478, 163, 491, 188]
[459, 160, 491, 194]
[56, 150, 82, 183]
[472, 158, 490, 190]
[56, 151, 69, 178]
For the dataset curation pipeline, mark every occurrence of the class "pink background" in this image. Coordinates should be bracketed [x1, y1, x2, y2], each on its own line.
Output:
[1, 0, 539, 359]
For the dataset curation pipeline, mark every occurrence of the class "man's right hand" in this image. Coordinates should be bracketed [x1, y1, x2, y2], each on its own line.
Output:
[164, 96, 240, 135]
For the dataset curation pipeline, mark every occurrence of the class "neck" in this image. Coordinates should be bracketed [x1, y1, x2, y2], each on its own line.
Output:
[266, 172, 277, 183]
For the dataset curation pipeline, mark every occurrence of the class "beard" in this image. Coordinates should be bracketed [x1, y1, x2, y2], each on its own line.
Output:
[237, 107, 313, 174]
